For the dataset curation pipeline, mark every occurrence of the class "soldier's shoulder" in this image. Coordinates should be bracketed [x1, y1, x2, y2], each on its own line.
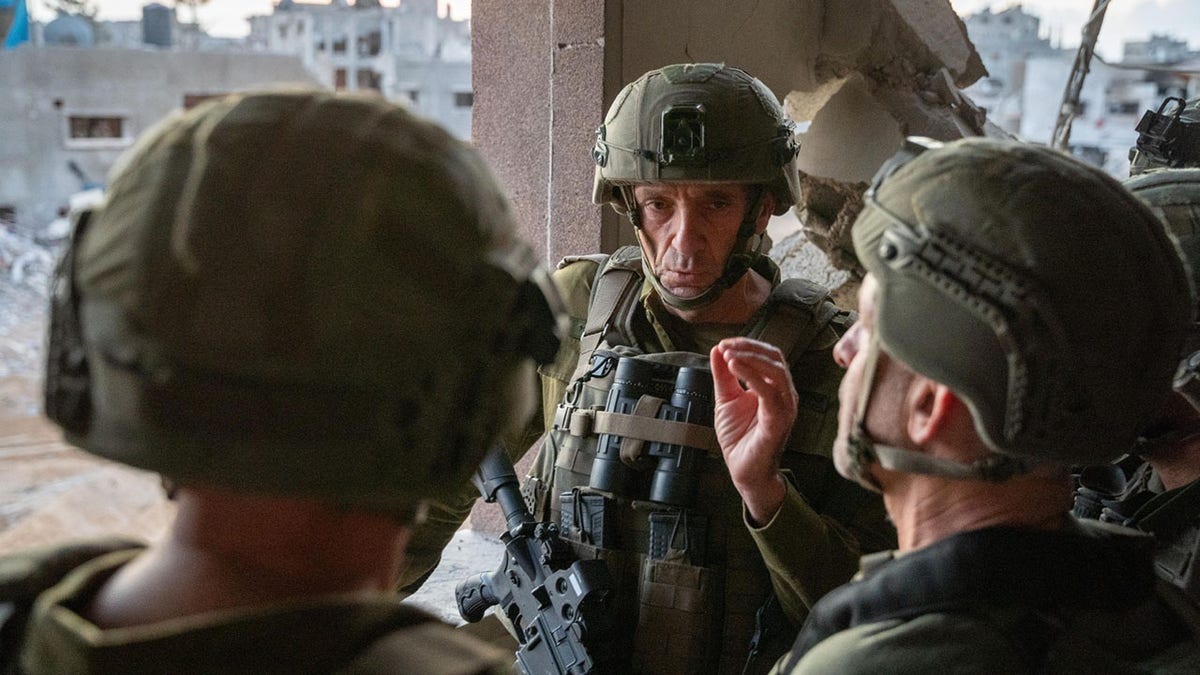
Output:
[0, 537, 143, 601]
[552, 254, 607, 320]
[338, 617, 514, 675]
[785, 613, 1023, 674]
[1, 538, 144, 670]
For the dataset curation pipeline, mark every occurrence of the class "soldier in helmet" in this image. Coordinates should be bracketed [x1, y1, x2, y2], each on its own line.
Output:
[1073, 95, 1200, 605]
[715, 138, 1200, 672]
[405, 63, 894, 674]
[0, 91, 564, 674]
[1072, 104, 1200, 605]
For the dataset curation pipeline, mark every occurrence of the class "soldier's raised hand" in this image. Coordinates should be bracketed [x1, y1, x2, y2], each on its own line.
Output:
[710, 337, 797, 524]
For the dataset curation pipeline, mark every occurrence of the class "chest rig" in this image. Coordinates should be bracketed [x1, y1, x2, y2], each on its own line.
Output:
[524, 246, 848, 675]
[1076, 462, 1200, 606]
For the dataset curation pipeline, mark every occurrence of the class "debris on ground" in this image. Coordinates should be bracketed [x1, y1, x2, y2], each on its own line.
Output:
[0, 218, 57, 418]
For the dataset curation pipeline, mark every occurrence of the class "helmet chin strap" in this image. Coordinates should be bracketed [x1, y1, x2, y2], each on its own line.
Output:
[843, 331, 1032, 493]
[621, 185, 767, 312]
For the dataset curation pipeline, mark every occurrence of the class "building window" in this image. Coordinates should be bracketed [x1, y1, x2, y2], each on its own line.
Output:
[358, 31, 381, 57]
[454, 92, 474, 108]
[1109, 101, 1141, 115]
[334, 68, 348, 89]
[332, 37, 347, 54]
[69, 115, 124, 139]
[407, 90, 420, 103]
[357, 69, 382, 91]
[0, 205, 15, 224]
[64, 113, 131, 149]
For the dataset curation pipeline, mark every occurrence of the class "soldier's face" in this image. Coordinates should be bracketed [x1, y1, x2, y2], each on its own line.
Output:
[830, 275, 910, 486]
[831, 275, 879, 480]
[633, 183, 770, 299]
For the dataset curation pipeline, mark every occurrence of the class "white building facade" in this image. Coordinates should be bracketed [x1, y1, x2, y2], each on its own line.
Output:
[0, 45, 317, 229]
[962, 6, 1062, 135]
[247, 0, 472, 139]
[963, 5, 1198, 176]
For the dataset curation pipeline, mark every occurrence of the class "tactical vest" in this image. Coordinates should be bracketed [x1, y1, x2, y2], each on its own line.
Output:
[782, 522, 1200, 674]
[523, 246, 851, 675]
[1075, 462, 1200, 605]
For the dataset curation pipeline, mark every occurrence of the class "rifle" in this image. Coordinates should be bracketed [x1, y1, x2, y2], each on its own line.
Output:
[456, 446, 618, 674]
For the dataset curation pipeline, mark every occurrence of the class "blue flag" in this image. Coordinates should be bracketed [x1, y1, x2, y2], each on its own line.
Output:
[2, 0, 30, 50]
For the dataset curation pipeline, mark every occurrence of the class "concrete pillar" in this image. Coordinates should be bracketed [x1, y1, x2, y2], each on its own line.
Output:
[473, 0, 628, 266]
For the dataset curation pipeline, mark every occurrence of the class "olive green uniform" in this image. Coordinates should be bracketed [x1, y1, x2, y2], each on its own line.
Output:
[1, 540, 513, 675]
[28, 92, 563, 675]
[773, 520, 1200, 675]
[399, 61, 893, 672]
[398, 253, 893, 673]
[1076, 462, 1200, 606]
[529, 256, 891, 674]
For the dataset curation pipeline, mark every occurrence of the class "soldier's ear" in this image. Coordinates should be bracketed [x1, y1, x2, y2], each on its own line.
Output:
[906, 379, 958, 447]
[754, 191, 776, 234]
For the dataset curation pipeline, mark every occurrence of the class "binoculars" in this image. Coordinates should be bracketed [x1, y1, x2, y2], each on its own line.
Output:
[589, 356, 714, 507]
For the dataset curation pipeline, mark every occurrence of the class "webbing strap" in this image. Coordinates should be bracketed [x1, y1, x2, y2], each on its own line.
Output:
[749, 278, 842, 367]
[572, 257, 641, 382]
[616, 396, 665, 465]
[593, 410, 721, 457]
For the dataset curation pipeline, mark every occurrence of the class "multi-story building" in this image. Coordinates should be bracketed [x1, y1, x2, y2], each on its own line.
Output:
[1124, 34, 1196, 65]
[962, 5, 1062, 135]
[0, 14, 317, 230]
[962, 5, 1197, 176]
[247, 0, 472, 139]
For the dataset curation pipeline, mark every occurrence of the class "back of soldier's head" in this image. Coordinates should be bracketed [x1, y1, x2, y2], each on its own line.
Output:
[1130, 96, 1200, 175]
[44, 91, 562, 515]
[854, 138, 1193, 468]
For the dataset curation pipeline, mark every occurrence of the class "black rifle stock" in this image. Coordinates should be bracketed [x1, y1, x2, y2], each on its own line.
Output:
[455, 446, 617, 674]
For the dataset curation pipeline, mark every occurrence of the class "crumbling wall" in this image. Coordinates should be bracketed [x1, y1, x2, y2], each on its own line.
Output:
[772, 0, 1009, 305]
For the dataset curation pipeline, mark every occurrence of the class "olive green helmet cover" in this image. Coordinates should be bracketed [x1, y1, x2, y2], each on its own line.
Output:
[1124, 168, 1200, 294]
[1130, 96, 1200, 175]
[592, 63, 800, 216]
[854, 138, 1193, 465]
[1125, 168, 1200, 404]
[48, 91, 563, 509]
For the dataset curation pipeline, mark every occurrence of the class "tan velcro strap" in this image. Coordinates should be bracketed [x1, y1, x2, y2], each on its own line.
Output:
[568, 407, 597, 437]
[616, 395, 666, 465]
[593, 410, 720, 457]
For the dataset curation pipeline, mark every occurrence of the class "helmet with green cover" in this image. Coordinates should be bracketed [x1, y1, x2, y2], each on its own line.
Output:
[591, 63, 801, 309]
[44, 91, 564, 513]
[1130, 96, 1200, 175]
[1124, 168, 1200, 412]
[840, 137, 1192, 488]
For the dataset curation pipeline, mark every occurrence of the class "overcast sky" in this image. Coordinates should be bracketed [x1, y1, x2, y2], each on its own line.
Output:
[30, 1, 471, 37]
[29, 1, 1200, 62]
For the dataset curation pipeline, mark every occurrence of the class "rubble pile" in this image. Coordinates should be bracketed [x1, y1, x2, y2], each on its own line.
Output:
[0, 218, 58, 417]
[775, 0, 1010, 300]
